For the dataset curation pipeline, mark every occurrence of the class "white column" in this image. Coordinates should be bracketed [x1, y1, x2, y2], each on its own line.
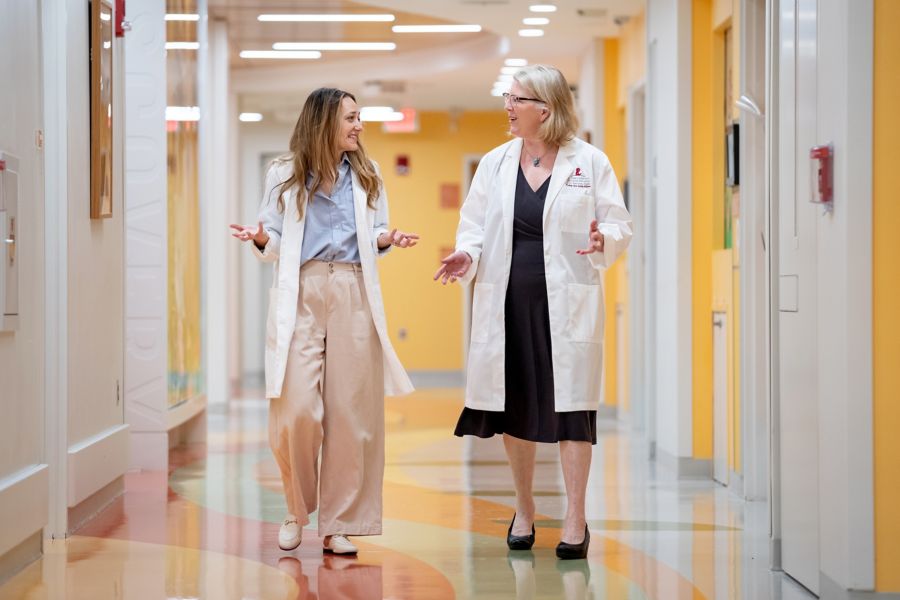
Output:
[646, 0, 694, 470]
[816, 0, 874, 590]
[41, 0, 70, 540]
[201, 15, 231, 406]
[124, 0, 169, 470]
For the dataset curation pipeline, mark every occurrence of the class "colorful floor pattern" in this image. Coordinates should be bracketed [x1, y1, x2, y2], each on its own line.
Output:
[0, 389, 816, 599]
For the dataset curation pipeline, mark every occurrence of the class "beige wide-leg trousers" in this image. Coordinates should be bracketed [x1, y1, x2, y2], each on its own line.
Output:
[269, 260, 385, 537]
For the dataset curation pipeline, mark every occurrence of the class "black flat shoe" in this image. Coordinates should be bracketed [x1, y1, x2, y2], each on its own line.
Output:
[506, 513, 535, 550]
[556, 525, 590, 560]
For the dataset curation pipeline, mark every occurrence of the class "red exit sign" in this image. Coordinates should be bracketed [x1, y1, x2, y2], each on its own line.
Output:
[382, 108, 418, 133]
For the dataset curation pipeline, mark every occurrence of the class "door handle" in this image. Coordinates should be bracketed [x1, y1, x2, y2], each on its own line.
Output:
[4, 217, 14, 266]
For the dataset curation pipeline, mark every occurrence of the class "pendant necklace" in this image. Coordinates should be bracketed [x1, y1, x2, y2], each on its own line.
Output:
[523, 145, 550, 167]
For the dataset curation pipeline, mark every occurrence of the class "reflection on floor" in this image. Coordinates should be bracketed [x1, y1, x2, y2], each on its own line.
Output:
[0, 389, 816, 599]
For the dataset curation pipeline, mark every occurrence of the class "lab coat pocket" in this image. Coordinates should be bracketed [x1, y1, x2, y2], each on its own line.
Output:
[559, 191, 594, 233]
[566, 283, 603, 342]
[470, 283, 494, 344]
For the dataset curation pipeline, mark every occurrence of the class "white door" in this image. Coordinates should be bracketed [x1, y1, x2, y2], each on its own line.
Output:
[776, 0, 820, 592]
[713, 312, 728, 485]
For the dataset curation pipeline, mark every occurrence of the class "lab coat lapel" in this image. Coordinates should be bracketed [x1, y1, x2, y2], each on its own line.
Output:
[500, 138, 522, 254]
[350, 168, 373, 259]
[543, 140, 577, 225]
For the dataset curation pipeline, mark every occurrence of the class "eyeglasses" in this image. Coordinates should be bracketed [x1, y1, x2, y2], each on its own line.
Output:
[502, 92, 544, 106]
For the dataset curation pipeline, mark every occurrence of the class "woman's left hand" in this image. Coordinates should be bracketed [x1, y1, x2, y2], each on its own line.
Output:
[378, 228, 420, 249]
[575, 219, 605, 255]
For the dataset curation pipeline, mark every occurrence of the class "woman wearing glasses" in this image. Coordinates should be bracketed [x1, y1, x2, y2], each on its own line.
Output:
[434, 65, 632, 559]
[231, 88, 417, 555]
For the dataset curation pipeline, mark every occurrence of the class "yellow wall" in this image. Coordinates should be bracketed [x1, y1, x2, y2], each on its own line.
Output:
[603, 39, 627, 408]
[692, 0, 715, 460]
[364, 112, 510, 371]
[873, 0, 900, 590]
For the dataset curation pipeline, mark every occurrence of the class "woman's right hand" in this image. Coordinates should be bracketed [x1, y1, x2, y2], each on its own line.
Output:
[433, 250, 473, 285]
[229, 221, 269, 247]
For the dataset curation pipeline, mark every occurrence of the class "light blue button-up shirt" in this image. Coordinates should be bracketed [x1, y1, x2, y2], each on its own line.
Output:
[300, 155, 361, 266]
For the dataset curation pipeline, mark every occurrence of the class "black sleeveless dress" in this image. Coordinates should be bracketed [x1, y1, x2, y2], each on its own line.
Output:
[454, 165, 597, 444]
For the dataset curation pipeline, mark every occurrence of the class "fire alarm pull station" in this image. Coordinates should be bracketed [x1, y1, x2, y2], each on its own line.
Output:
[810, 143, 834, 212]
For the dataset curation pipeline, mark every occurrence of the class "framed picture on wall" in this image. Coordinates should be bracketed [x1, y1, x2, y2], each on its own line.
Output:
[90, 0, 114, 219]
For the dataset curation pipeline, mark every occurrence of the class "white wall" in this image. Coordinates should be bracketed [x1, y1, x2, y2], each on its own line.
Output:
[577, 39, 605, 146]
[646, 0, 694, 465]
[65, 0, 126, 455]
[237, 122, 288, 382]
[0, 0, 48, 563]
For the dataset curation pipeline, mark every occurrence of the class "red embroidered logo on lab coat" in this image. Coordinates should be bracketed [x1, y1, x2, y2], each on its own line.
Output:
[566, 167, 591, 188]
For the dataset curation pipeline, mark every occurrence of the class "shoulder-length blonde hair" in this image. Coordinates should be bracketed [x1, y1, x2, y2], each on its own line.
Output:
[513, 65, 579, 146]
[275, 87, 381, 218]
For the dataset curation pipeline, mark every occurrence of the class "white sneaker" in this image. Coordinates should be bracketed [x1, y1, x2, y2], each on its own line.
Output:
[323, 534, 358, 555]
[278, 516, 302, 551]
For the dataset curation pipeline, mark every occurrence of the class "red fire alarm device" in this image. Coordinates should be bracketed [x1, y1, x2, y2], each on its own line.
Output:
[809, 143, 833, 209]
[395, 155, 409, 176]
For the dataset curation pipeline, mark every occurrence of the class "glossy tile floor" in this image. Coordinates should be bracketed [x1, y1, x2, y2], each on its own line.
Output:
[0, 389, 818, 599]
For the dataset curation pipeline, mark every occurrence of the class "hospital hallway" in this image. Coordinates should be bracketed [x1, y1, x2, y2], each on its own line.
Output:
[0, 388, 814, 600]
[2, 0, 900, 598]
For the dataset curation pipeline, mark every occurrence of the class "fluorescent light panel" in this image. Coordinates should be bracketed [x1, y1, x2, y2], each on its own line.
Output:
[166, 42, 200, 50]
[166, 106, 200, 121]
[360, 106, 403, 122]
[391, 24, 481, 33]
[529, 4, 558, 12]
[523, 17, 550, 25]
[166, 13, 200, 21]
[239, 50, 322, 59]
[505, 58, 528, 66]
[259, 13, 395, 22]
[500, 66, 520, 75]
[273, 42, 396, 51]
[518, 29, 545, 37]
[239, 113, 264, 122]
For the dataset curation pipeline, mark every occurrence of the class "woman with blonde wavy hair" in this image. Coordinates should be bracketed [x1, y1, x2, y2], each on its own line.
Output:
[435, 65, 632, 559]
[230, 88, 418, 555]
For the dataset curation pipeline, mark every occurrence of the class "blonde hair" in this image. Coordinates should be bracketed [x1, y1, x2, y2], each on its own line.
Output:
[513, 65, 579, 146]
[275, 87, 380, 218]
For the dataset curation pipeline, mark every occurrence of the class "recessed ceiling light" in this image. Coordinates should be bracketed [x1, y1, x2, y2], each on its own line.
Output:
[529, 4, 558, 13]
[239, 50, 322, 59]
[498, 74, 514, 82]
[165, 13, 199, 21]
[505, 58, 528, 67]
[391, 24, 482, 33]
[258, 14, 395, 22]
[518, 29, 545, 37]
[500, 66, 520, 75]
[239, 113, 264, 122]
[272, 42, 396, 51]
[523, 17, 550, 25]
[165, 42, 200, 50]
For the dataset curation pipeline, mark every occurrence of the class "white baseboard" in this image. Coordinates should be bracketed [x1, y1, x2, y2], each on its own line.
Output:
[0, 464, 48, 557]
[67, 424, 130, 507]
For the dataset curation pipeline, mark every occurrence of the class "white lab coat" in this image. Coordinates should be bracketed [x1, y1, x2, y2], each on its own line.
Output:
[252, 159, 414, 399]
[455, 137, 632, 412]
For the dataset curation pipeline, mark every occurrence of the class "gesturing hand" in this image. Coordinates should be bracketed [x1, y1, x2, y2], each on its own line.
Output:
[378, 229, 420, 249]
[575, 219, 605, 255]
[229, 221, 269, 247]
[433, 250, 473, 285]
